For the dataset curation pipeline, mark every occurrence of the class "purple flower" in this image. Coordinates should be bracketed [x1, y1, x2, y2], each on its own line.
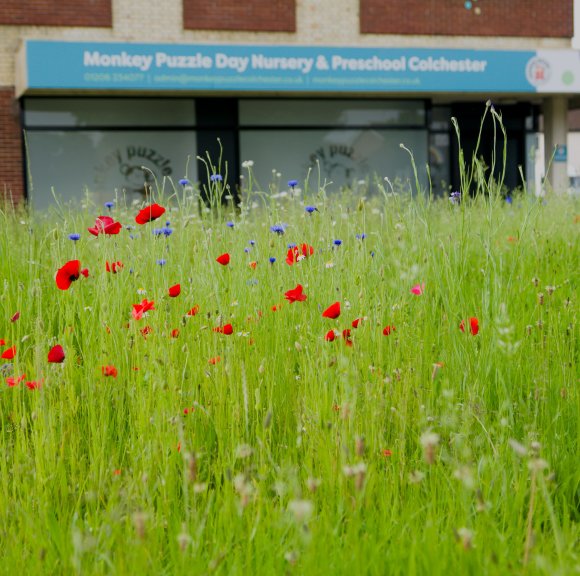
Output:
[270, 224, 286, 235]
[288, 179, 298, 189]
[226, 221, 234, 228]
[449, 191, 461, 205]
[305, 205, 317, 213]
[355, 233, 366, 240]
[157, 259, 166, 266]
[179, 178, 190, 186]
[210, 174, 223, 183]
[68, 233, 81, 241]
[104, 201, 114, 210]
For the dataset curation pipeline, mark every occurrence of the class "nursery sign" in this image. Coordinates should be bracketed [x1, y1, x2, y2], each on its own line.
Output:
[16, 40, 580, 95]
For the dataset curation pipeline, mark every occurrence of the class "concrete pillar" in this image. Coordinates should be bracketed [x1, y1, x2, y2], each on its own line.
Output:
[543, 96, 569, 193]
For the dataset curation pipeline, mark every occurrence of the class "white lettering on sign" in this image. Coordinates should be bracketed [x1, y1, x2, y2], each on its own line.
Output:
[407, 57, 487, 72]
[155, 52, 213, 69]
[251, 54, 314, 74]
[215, 53, 249, 73]
[83, 51, 153, 72]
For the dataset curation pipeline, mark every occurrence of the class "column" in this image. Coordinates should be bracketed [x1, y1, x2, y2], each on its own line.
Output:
[543, 96, 569, 193]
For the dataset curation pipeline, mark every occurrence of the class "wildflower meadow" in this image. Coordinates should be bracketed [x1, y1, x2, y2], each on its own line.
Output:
[0, 132, 578, 575]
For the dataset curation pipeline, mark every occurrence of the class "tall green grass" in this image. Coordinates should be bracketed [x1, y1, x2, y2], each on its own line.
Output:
[0, 132, 578, 575]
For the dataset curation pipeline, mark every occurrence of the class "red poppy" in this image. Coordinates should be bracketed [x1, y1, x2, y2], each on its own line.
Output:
[284, 284, 307, 303]
[216, 253, 230, 266]
[168, 284, 181, 298]
[55, 260, 83, 290]
[140, 325, 153, 338]
[6, 374, 25, 387]
[186, 305, 200, 316]
[249, 261, 257, 270]
[1, 346, 16, 360]
[322, 301, 341, 319]
[325, 329, 337, 342]
[47, 344, 65, 363]
[132, 299, 155, 320]
[102, 365, 118, 377]
[460, 317, 479, 336]
[88, 215, 122, 236]
[10, 311, 20, 323]
[0, 339, 4, 346]
[382, 449, 393, 457]
[25, 380, 42, 390]
[208, 356, 221, 365]
[382, 325, 396, 336]
[81, 268, 89, 278]
[342, 329, 353, 347]
[171, 328, 180, 338]
[286, 243, 314, 265]
[105, 261, 123, 273]
[213, 323, 233, 335]
[135, 203, 166, 225]
[352, 318, 362, 328]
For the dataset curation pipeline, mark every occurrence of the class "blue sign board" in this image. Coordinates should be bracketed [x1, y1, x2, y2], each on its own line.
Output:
[20, 40, 546, 94]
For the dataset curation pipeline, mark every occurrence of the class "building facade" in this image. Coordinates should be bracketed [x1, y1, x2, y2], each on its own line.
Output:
[0, 0, 577, 208]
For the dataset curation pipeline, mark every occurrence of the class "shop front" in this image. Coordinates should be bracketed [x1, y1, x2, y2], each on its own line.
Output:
[16, 40, 579, 206]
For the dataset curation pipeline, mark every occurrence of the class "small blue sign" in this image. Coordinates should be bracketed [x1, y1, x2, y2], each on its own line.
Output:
[22, 40, 538, 94]
[553, 144, 567, 162]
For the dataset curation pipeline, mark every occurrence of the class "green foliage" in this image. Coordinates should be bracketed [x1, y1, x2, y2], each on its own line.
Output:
[0, 178, 578, 575]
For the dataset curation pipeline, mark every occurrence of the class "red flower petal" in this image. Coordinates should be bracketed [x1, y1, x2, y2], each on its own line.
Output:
[106, 261, 123, 274]
[216, 253, 230, 266]
[1, 345, 16, 360]
[10, 311, 20, 322]
[208, 356, 221, 365]
[351, 318, 362, 328]
[325, 329, 337, 342]
[25, 380, 42, 390]
[55, 260, 81, 290]
[6, 374, 25, 387]
[460, 317, 479, 336]
[88, 216, 122, 236]
[284, 284, 307, 303]
[213, 323, 233, 335]
[186, 305, 200, 316]
[168, 284, 181, 298]
[322, 301, 341, 319]
[47, 344, 65, 363]
[102, 365, 118, 377]
[382, 325, 395, 336]
[135, 203, 166, 225]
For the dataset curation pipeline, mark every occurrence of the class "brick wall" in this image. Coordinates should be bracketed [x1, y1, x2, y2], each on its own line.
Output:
[0, 88, 24, 205]
[0, 0, 112, 27]
[360, 0, 573, 38]
[184, 0, 296, 32]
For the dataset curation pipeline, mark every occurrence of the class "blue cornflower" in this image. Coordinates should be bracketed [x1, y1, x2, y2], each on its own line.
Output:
[249, 240, 256, 246]
[157, 259, 166, 266]
[179, 178, 190, 186]
[269, 257, 276, 264]
[505, 196, 513, 205]
[270, 224, 286, 235]
[287, 243, 297, 249]
[305, 205, 317, 213]
[355, 233, 366, 240]
[370, 251, 375, 258]
[104, 201, 114, 210]
[226, 221, 234, 228]
[449, 191, 461, 205]
[153, 228, 164, 236]
[244, 247, 250, 253]
[288, 179, 299, 189]
[210, 174, 223, 182]
[68, 233, 81, 241]
[333, 239, 342, 246]
[162, 226, 173, 237]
